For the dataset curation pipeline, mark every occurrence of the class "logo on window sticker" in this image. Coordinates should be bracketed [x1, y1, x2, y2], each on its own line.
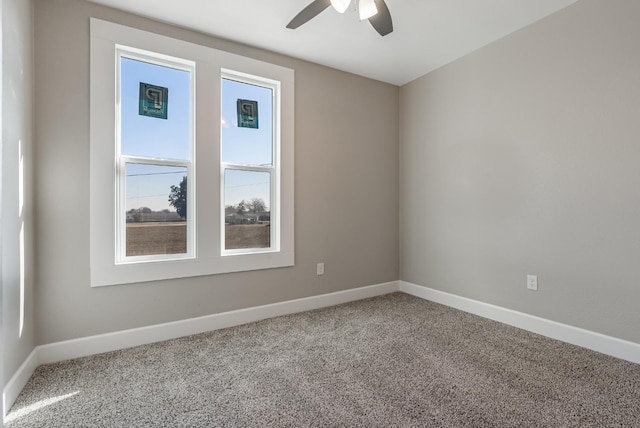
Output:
[237, 99, 259, 129]
[139, 83, 168, 119]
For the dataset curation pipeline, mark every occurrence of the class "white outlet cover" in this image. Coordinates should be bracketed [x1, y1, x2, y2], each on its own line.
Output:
[527, 275, 538, 291]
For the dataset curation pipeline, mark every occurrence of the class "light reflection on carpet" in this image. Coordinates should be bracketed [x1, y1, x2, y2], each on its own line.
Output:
[5, 391, 79, 424]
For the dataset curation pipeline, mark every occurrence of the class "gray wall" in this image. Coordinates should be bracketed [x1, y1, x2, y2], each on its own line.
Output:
[400, 0, 640, 343]
[34, 0, 399, 344]
[2, 0, 35, 384]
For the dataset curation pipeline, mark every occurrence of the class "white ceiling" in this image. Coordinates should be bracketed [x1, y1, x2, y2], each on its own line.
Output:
[87, 0, 579, 86]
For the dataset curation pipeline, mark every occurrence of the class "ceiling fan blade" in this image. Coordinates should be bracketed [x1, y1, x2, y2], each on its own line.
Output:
[368, 0, 393, 36]
[287, 0, 332, 29]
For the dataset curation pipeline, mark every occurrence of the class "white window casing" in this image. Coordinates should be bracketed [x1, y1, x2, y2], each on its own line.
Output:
[90, 18, 294, 287]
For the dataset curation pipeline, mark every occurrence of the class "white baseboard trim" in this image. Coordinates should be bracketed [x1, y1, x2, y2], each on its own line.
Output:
[36, 281, 398, 366]
[2, 348, 38, 420]
[3, 281, 398, 417]
[7, 279, 638, 419]
[399, 281, 640, 365]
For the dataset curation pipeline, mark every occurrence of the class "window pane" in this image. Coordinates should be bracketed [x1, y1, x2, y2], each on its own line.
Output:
[224, 170, 271, 250]
[125, 163, 187, 256]
[120, 57, 191, 160]
[221, 78, 273, 166]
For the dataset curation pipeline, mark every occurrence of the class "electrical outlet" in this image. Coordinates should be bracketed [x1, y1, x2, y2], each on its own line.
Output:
[317, 263, 325, 276]
[527, 275, 538, 291]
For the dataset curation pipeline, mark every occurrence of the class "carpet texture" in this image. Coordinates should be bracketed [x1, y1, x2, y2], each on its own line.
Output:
[6, 293, 640, 427]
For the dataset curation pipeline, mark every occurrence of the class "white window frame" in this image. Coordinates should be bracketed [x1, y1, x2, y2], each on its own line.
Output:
[90, 18, 294, 287]
[220, 70, 280, 256]
[116, 48, 196, 264]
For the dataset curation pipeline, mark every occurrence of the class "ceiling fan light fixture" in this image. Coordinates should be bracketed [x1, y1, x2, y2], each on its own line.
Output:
[358, 0, 378, 20]
[330, 0, 351, 13]
[286, 0, 392, 37]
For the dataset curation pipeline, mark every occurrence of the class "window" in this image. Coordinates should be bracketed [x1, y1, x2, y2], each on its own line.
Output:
[118, 52, 194, 262]
[90, 19, 294, 286]
[221, 73, 278, 253]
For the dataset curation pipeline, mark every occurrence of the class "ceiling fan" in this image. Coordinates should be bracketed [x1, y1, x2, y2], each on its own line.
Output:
[287, 0, 393, 37]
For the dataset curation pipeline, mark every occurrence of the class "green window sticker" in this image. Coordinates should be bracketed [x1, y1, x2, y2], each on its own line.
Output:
[139, 82, 168, 119]
[237, 99, 258, 129]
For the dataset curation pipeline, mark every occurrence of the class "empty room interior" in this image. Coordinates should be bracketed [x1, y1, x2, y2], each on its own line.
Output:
[2, 0, 640, 426]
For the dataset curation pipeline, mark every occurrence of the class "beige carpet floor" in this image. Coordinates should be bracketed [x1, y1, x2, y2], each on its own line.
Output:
[6, 292, 640, 427]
